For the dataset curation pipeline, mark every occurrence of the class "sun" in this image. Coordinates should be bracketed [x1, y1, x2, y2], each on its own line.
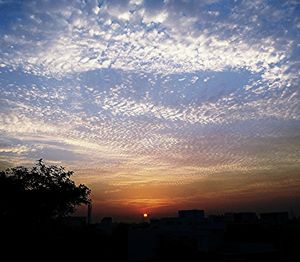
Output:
[143, 213, 148, 218]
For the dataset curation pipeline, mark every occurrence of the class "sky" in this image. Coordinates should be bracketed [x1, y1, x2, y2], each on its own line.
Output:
[0, 0, 300, 221]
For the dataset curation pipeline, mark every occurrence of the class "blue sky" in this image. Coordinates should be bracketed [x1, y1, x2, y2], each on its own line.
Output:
[0, 0, 300, 219]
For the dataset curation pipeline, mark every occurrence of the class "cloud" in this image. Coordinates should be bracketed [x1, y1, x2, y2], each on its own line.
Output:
[0, 0, 300, 215]
[0, 145, 30, 155]
[0, 0, 297, 84]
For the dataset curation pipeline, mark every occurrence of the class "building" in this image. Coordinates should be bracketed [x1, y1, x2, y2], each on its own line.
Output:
[224, 212, 258, 223]
[101, 216, 113, 225]
[178, 209, 205, 221]
[95, 217, 113, 235]
[260, 212, 289, 225]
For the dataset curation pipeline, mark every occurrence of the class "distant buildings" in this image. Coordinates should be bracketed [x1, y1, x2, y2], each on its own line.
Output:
[128, 209, 223, 262]
[101, 216, 113, 225]
[127, 209, 295, 262]
[94, 216, 114, 235]
[224, 212, 258, 224]
[178, 209, 205, 221]
[260, 212, 289, 225]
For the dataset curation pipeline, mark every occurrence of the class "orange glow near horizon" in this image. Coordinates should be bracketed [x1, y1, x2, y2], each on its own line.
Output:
[71, 166, 300, 221]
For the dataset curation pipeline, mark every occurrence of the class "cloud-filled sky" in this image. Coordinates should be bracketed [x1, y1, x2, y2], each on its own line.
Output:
[0, 0, 300, 220]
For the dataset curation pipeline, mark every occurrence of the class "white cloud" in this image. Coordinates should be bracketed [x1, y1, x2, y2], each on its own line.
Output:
[0, 0, 295, 88]
[0, 0, 299, 186]
[0, 113, 60, 134]
[0, 145, 30, 155]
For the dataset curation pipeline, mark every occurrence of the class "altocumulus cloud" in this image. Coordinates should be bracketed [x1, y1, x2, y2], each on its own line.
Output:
[0, 0, 300, 196]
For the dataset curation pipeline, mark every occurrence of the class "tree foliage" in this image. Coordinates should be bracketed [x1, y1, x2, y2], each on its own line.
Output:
[0, 160, 91, 223]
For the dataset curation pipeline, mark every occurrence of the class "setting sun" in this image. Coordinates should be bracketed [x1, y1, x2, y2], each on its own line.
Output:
[143, 213, 148, 218]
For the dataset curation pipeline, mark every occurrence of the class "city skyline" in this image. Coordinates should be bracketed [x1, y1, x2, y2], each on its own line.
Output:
[0, 0, 300, 221]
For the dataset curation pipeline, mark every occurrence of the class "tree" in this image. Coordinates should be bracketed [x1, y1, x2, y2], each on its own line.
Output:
[0, 159, 91, 224]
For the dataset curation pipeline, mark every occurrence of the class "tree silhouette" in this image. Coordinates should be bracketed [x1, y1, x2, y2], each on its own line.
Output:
[0, 159, 91, 224]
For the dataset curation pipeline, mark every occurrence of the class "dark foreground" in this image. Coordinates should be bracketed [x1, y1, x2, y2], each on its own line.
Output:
[1, 214, 300, 262]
